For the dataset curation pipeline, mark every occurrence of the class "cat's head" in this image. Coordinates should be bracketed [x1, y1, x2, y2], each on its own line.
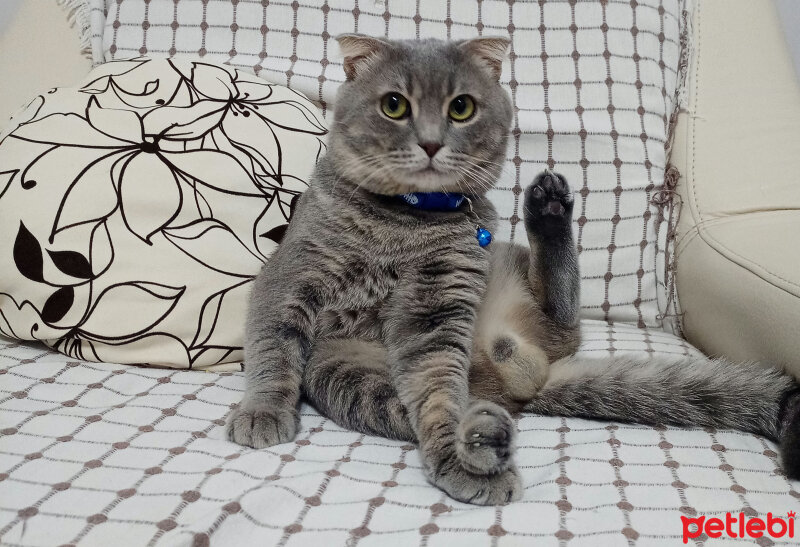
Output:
[330, 35, 513, 196]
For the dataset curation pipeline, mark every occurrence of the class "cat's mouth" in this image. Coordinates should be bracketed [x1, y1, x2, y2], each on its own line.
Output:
[401, 164, 465, 193]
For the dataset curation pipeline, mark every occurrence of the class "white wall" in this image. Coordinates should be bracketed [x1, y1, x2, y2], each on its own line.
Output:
[0, 0, 23, 34]
[775, 0, 800, 79]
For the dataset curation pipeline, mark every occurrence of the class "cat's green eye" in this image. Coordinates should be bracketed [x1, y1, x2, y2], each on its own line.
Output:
[381, 93, 410, 119]
[448, 95, 476, 122]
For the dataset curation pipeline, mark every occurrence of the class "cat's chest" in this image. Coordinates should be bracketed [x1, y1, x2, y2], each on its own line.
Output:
[314, 197, 493, 313]
[326, 238, 488, 308]
[335, 259, 399, 305]
[314, 258, 397, 339]
[316, 232, 490, 340]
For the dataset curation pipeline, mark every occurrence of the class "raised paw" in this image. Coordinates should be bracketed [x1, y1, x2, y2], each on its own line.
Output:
[429, 456, 522, 505]
[455, 401, 516, 475]
[524, 170, 574, 236]
[226, 400, 299, 448]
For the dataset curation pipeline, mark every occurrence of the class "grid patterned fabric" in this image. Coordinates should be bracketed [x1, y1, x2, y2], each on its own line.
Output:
[4, 331, 800, 547]
[92, 0, 686, 328]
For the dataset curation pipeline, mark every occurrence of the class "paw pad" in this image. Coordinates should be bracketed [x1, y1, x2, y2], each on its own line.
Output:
[524, 170, 575, 232]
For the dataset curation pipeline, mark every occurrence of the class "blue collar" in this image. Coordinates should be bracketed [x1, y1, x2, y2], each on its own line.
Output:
[398, 192, 465, 211]
[397, 191, 493, 247]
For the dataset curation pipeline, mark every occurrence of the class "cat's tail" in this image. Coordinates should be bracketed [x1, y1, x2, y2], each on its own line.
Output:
[524, 354, 800, 479]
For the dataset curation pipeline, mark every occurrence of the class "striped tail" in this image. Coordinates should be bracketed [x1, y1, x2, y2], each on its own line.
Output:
[524, 354, 800, 478]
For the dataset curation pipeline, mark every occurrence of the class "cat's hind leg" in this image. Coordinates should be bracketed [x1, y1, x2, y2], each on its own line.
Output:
[524, 171, 579, 325]
[302, 338, 416, 442]
[523, 170, 581, 359]
[466, 170, 580, 410]
[468, 171, 580, 412]
[472, 245, 552, 407]
[305, 341, 520, 496]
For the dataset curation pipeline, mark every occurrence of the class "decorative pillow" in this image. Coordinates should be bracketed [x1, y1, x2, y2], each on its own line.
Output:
[94, 0, 688, 329]
[0, 58, 326, 370]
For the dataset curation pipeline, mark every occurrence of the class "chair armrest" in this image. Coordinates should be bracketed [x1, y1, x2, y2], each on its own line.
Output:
[669, 0, 800, 374]
[675, 213, 800, 373]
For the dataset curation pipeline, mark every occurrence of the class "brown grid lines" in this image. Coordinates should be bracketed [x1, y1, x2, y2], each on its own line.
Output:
[3, 329, 800, 546]
[98, 0, 686, 328]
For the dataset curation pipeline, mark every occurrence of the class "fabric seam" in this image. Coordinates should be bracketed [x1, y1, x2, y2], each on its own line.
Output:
[688, 222, 800, 296]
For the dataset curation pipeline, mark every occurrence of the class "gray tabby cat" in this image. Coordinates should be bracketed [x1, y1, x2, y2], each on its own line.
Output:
[228, 35, 800, 505]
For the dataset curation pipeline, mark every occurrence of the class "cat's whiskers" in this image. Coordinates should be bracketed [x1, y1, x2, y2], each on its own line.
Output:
[456, 154, 513, 179]
[459, 158, 508, 194]
[460, 156, 500, 173]
[455, 161, 497, 196]
[345, 161, 397, 206]
[463, 172, 496, 194]
[331, 157, 372, 192]
[457, 169, 493, 200]
[332, 153, 391, 192]
[430, 158, 492, 202]
[333, 150, 504, 203]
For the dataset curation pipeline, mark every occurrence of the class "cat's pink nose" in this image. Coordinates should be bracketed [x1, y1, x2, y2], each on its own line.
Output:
[419, 142, 442, 158]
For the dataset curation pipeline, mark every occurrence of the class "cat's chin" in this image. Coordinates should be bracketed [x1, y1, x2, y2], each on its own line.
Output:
[346, 168, 489, 197]
[388, 169, 484, 196]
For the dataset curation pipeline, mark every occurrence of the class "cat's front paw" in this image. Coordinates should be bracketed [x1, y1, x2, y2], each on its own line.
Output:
[456, 400, 516, 475]
[524, 170, 574, 236]
[226, 400, 299, 448]
[428, 455, 522, 505]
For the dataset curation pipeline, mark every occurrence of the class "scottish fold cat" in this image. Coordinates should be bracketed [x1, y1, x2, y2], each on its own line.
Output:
[228, 35, 800, 504]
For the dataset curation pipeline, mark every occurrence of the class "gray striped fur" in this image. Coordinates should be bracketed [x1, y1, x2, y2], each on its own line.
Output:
[228, 36, 800, 504]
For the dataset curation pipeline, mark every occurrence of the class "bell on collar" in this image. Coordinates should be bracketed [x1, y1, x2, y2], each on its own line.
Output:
[476, 227, 492, 247]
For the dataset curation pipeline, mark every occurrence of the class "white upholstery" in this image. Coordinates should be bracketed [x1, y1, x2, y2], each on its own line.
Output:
[5, 331, 796, 547]
[669, 0, 800, 374]
[1, 1, 800, 545]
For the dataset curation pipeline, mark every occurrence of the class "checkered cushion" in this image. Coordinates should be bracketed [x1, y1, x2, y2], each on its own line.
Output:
[3, 330, 799, 546]
[90, 0, 687, 328]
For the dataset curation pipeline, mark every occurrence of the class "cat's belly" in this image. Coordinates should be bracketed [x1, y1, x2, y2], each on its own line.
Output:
[315, 307, 384, 340]
[313, 256, 398, 340]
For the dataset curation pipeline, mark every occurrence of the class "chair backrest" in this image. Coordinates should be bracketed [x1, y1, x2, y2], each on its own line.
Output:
[98, 0, 688, 327]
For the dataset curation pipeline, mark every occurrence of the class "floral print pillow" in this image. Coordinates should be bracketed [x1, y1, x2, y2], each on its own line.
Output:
[0, 58, 327, 370]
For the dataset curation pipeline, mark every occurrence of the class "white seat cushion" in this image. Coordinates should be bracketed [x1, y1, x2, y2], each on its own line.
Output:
[3, 328, 797, 546]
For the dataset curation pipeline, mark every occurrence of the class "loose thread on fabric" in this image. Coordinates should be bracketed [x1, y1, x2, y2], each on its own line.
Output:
[653, 164, 685, 331]
[655, 2, 693, 334]
[57, 0, 93, 57]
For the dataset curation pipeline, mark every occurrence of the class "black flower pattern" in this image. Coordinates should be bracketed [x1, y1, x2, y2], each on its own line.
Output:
[13, 95, 266, 245]
[0, 58, 326, 368]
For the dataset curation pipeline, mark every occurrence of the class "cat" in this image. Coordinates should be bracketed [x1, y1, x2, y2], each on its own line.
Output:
[228, 35, 800, 505]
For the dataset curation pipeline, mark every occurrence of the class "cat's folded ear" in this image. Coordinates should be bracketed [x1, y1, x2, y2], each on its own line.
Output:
[459, 37, 510, 81]
[336, 34, 391, 80]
